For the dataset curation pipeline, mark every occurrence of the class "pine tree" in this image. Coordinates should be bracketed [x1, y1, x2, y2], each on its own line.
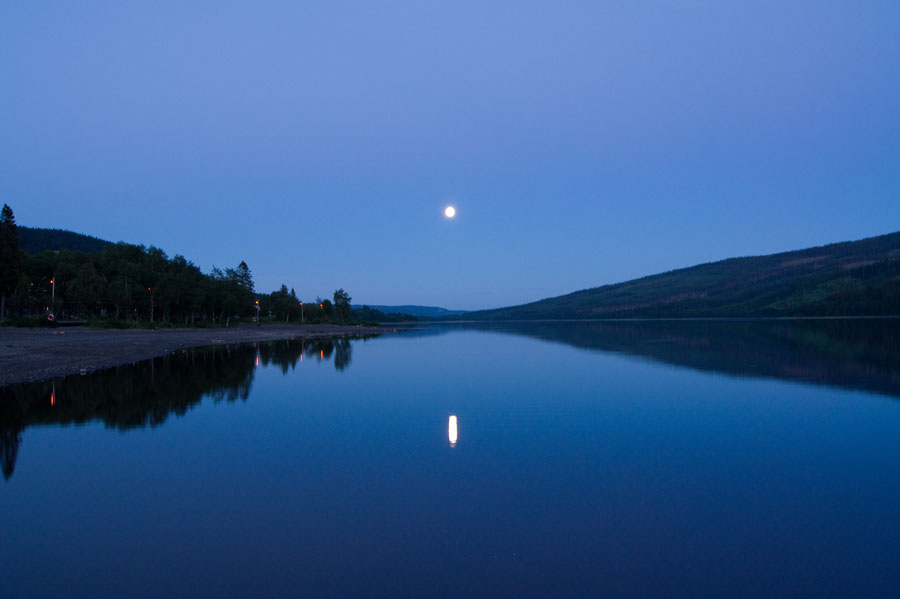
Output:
[233, 261, 254, 293]
[0, 204, 23, 321]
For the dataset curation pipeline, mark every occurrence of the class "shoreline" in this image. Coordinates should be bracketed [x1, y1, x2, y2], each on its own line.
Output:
[0, 324, 390, 386]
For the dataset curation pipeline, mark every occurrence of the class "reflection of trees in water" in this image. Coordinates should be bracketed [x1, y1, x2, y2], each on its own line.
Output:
[334, 338, 352, 371]
[0, 335, 376, 480]
[0, 397, 24, 480]
[1, 428, 20, 480]
[259, 338, 306, 374]
[314, 338, 334, 361]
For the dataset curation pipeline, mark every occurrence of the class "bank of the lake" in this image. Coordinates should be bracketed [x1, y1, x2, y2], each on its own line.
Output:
[0, 324, 388, 386]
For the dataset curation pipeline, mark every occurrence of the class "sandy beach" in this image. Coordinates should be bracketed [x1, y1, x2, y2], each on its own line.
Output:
[0, 324, 388, 386]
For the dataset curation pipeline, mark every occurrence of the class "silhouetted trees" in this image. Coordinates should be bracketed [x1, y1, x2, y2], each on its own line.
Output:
[4, 203, 373, 326]
[11, 241, 257, 325]
[0, 204, 23, 322]
[264, 284, 301, 322]
[18, 226, 110, 254]
[333, 288, 352, 322]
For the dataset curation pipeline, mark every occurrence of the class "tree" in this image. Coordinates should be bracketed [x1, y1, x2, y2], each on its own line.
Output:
[266, 283, 301, 323]
[231, 261, 254, 293]
[68, 262, 106, 315]
[0, 204, 23, 321]
[223, 261, 254, 320]
[333, 288, 352, 322]
[321, 298, 333, 319]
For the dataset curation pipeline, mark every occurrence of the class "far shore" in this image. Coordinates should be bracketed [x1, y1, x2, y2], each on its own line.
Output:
[0, 324, 390, 386]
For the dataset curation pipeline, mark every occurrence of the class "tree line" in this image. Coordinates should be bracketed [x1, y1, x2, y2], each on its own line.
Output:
[0, 204, 357, 326]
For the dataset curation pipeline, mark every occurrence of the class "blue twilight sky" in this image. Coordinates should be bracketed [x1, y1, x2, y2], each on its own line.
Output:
[2, 1, 899, 310]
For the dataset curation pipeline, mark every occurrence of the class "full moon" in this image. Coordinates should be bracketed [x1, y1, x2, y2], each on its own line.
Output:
[444, 206, 456, 219]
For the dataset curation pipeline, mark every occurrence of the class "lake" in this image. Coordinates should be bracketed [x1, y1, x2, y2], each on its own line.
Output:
[3, 320, 900, 597]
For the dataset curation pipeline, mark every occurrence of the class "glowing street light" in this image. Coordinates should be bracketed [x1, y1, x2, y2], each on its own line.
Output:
[299, 301, 304, 324]
[255, 299, 261, 326]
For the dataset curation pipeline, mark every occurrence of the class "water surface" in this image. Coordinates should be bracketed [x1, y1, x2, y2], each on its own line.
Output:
[3, 321, 900, 597]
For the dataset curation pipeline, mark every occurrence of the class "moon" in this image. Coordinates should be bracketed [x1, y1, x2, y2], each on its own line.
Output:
[444, 206, 456, 219]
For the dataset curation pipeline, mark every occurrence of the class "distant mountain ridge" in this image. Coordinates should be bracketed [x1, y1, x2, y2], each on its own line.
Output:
[467, 231, 900, 319]
[20, 226, 112, 255]
[352, 305, 467, 318]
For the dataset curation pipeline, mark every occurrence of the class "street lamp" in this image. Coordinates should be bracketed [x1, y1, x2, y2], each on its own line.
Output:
[299, 301, 304, 324]
[255, 299, 260, 326]
[50, 278, 55, 315]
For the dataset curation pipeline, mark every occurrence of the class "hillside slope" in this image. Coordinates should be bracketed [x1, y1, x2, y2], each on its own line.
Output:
[20, 226, 111, 254]
[468, 231, 900, 319]
[353, 305, 467, 318]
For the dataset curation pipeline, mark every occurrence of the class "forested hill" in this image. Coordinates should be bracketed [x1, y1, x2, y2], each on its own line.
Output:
[467, 231, 900, 319]
[20, 226, 111, 254]
[2, 205, 352, 327]
[352, 305, 467, 318]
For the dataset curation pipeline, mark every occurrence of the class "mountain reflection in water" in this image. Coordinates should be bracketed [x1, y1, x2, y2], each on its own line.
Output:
[4, 319, 899, 481]
[0, 335, 374, 480]
[427, 318, 900, 399]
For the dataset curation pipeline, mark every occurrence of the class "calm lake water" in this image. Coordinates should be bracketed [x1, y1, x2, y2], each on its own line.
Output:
[3, 320, 900, 597]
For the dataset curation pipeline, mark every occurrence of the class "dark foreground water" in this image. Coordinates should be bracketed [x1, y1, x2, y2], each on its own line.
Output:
[3, 320, 900, 597]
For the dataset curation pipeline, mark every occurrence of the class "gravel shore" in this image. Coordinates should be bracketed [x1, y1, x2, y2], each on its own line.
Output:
[0, 324, 389, 386]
